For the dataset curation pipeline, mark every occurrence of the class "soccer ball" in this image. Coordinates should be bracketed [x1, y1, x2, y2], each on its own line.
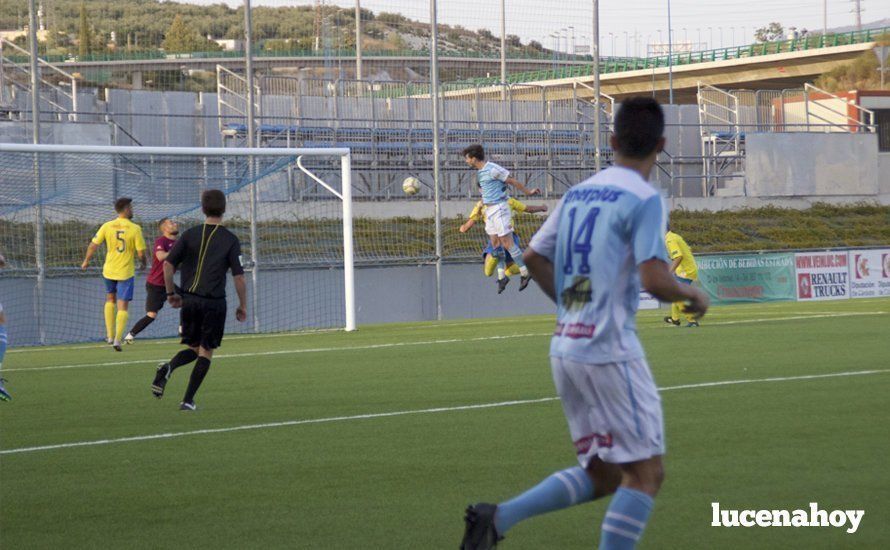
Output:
[402, 176, 421, 195]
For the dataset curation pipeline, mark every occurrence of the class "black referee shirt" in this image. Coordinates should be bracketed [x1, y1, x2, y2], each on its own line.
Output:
[166, 223, 244, 299]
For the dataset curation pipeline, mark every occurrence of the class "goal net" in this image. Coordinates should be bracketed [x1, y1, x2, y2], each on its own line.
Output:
[0, 143, 355, 346]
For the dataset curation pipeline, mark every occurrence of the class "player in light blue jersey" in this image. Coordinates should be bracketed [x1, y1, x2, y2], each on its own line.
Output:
[463, 144, 541, 294]
[460, 98, 708, 550]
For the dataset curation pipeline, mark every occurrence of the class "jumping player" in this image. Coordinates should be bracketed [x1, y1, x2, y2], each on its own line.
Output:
[463, 144, 541, 294]
[460, 197, 548, 281]
[460, 98, 709, 550]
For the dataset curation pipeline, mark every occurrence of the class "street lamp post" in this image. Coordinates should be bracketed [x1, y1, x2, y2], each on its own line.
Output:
[355, 0, 362, 80]
[593, 0, 601, 172]
[667, 0, 673, 103]
[708, 27, 713, 50]
[623, 31, 629, 57]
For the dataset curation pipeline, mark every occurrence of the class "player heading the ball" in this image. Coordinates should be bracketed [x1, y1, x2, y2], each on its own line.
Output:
[463, 144, 540, 294]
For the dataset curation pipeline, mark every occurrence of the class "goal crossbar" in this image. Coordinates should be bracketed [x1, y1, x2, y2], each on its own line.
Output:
[2, 143, 356, 334]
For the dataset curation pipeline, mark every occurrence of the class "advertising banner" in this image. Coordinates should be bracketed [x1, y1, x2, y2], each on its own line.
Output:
[794, 252, 850, 301]
[698, 253, 796, 304]
[848, 249, 890, 298]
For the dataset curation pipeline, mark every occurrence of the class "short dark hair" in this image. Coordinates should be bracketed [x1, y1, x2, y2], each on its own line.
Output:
[201, 189, 227, 217]
[157, 217, 170, 229]
[613, 97, 665, 159]
[114, 197, 133, 213]
[462, 144, 485, 161]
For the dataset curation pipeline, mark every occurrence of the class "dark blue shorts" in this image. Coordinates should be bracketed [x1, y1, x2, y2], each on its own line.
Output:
[674, 276, 694, 285]
[104, 277, 135, 301]
[482, 234, 522, 261]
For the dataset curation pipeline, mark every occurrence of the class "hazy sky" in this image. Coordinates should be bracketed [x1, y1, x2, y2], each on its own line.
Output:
[184, 1, 885, 56]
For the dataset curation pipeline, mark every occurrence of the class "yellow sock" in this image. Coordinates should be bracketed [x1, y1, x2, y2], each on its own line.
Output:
[506, 263, 521, 276]
[484, 256, 498, 277]
[104, 302, 116, 341]
[671, 301, 681, 322]
[115, 310, 129, 342]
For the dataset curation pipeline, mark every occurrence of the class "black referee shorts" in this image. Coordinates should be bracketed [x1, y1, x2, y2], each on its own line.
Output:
[180, 294, 227, 350]
[145, 283, 167, 314]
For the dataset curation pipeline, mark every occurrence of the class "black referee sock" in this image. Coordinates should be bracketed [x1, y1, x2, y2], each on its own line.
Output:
[182, 357, 211, 405]
[168, 349, 198, 372]
[129, 315, 155, 337]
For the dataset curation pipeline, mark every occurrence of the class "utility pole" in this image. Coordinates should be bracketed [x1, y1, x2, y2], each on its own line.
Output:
[355, 0, 362, 80]
[852, 0, 862, 31]
[593, 0, 601, 172]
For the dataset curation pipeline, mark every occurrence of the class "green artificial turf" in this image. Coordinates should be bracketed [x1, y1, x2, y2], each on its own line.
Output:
[1, 298, 889, 548]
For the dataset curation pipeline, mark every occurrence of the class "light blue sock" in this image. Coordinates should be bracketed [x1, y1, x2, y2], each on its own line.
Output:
[0, 324, 7, 369]
[599, 488, 654, 550]
[506, 244, 526, 269]
[494, 466, 594, 535]
[494, 247, 507, 279]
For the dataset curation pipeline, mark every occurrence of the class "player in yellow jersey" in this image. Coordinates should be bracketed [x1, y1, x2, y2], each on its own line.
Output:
[460, 197, 547, 280]
[81, 198, 147, 350]
[664, 223, 700, 327]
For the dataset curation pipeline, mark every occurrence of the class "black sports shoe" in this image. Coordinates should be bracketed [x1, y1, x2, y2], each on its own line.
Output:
[518, 275, 532, 291]
[180, 401, 197, 411]
[686, 321, 700, 328]
[497, 277, 510, 294]
[461, 503, 501, 550]
[663, 316, 680, 326]
[151, 362, 172, 398]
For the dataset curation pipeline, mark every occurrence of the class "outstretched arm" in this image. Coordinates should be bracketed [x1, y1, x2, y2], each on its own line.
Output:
[505, 176, 541, 196]
[524, 204, 548, 214]
[459, 218, 477, 233]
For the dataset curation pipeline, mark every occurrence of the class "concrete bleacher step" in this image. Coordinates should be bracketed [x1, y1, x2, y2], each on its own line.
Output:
[715, 176, 746, 197]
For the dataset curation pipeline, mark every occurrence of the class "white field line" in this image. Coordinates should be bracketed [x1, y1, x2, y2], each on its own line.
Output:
[655, 311, 886, 329]
[2, 368, 887, 456]
[10, 304, 888, 355]
[7, 311, 887, 373]
[4, 333, 551, 373]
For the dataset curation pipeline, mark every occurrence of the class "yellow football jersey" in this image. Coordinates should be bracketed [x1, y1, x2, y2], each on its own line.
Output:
[665, 230, 698, 280]
[468, 197, 528, 222]
[91, 218, 146, 280]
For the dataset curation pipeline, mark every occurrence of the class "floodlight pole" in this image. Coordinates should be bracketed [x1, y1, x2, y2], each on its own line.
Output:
[245, 0, 260, 332]
[667, 0, 674, 104]
[355, 0, 363, 80]
[28, 0, 46, 344]
[500, 0, 506, 98]
[593, 0, 601, 172]
[430, 0, 443, 320]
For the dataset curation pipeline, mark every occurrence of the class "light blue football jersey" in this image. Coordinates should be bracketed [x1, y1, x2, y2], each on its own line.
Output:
[529, 166, 668, 364]
[476, 161, 510, 205]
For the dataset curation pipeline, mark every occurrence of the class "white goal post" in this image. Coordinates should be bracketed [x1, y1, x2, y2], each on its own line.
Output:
[0, 143, 355, 345]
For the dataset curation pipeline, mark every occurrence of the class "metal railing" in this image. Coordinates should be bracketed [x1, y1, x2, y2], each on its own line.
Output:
[803, 83, 876, 133]
[0, 37, 79, 121]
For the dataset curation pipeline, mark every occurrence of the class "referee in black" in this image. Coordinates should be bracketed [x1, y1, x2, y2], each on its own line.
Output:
[151, 189, 247, 411]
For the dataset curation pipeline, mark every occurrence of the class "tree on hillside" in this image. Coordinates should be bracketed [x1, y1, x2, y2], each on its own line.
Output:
[161, 14, 220, 53]
[755, 22, 784, 43]
[77, 2, 91, 57]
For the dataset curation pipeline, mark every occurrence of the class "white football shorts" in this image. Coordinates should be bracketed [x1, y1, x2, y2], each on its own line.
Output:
[483, 202, 514, 237]
[550, 356, 665, 466]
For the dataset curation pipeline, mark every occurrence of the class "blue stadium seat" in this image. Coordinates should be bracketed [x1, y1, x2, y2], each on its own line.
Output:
[374, 128, 410, 152]
[445, 128, 481, 153]
[335, 127, 374, 154]
[481, 129, 515, 155]
[516, 129, 548, 155]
